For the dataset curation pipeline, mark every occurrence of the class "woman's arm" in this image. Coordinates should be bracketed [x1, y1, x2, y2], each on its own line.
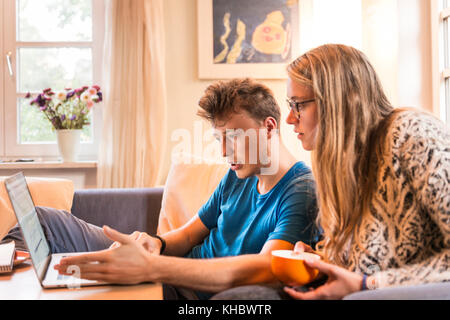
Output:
[371, 112, 450, 288]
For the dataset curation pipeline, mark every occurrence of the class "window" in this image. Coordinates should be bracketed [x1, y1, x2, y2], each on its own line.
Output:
[433, 0, 450, 124]
[298, 0, 362, 53]
[1, 0, 104, 160]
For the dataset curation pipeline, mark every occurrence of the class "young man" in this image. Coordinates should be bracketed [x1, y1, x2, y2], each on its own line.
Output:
[6, 79, 319, 299]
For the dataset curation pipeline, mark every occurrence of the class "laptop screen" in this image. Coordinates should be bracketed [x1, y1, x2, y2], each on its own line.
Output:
[5, 173, 51, 280]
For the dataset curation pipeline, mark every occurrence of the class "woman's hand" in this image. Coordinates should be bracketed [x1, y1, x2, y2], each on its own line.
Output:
[109, 231, 162, 254]
[283, 257, 363, 300]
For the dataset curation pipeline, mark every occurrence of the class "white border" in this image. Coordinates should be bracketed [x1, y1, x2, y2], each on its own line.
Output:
[197, 0, 300, 80]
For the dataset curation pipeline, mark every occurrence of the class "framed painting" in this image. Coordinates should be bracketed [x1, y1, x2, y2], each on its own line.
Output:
[197, 0, 300, 79]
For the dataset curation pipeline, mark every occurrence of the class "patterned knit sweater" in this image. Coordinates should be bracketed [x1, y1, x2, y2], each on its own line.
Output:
[345, 110, 450, 288]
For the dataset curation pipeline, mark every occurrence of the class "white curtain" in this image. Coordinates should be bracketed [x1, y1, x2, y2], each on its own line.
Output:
[98, 0, 167, 188]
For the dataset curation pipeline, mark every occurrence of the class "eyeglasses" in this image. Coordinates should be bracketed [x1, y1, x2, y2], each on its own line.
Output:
[286, 98, 315, 119]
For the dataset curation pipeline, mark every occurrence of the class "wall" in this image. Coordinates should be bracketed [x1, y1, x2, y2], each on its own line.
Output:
[397, 0, 432, 111]
[161, 0, 311, 183]
[13, 0, 432, 188]
[160, 0, 433, 183]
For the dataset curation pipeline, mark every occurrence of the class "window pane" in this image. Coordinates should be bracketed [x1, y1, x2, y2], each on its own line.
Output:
[18, 47, 92, 93]
[17, 0, 92, 42]
[19, 99, 93, 144]
[19, 98, 56, 143]
[446, 79, 450, 125]
[445, 18, 450, 69]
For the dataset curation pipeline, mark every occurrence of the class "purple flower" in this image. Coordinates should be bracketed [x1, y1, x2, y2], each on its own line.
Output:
[61, 114, 66, 121]
[25, 92, 31, 99]
[97, 92, 103, 102]
[66, 91, 76, 99]
[70, 115, 77, 121]
[36, 94, 47, 107]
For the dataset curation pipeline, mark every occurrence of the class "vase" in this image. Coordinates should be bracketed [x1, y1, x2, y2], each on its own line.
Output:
[56, 129, 82, 162]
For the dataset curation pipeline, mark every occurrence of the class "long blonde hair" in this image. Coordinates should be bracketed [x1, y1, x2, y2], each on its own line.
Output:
[287, 44, 394, 266]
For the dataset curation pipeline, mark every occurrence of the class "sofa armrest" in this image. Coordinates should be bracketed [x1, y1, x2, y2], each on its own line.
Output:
[343, 282, 450, 300]
[71, 188, 164, 235]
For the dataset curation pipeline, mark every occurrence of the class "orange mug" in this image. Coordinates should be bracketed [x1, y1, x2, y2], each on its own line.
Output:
[271, 250, 321, 286]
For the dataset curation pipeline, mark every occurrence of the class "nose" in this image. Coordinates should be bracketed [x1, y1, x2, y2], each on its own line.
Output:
[285, 109, 298, 126]
[222, 138, 234, 158]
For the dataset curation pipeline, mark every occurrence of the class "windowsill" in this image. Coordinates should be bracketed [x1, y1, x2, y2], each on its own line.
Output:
[0, 161, 98, 170]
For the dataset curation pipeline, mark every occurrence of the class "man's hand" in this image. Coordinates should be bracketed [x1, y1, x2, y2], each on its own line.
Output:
[55, 226, 154, 285]
[293, 241, 323, 258]
[109, 230, 162, 254]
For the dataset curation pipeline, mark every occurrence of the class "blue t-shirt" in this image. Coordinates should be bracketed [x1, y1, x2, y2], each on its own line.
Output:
[186, 161, 319, 260]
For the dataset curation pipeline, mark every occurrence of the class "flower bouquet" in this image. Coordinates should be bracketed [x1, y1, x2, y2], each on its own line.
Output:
[27, 85, 102, 130]
[26, 86, 102, 162]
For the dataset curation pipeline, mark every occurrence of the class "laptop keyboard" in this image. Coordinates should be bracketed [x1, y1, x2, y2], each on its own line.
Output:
[56, 255, 72, 281]
[57, 273, 71, 281]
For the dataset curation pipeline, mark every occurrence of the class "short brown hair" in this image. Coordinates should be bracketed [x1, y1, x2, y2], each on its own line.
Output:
[197, 78, 281, 125]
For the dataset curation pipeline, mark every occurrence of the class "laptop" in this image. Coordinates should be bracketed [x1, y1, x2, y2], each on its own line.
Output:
[4, 172, 107, 289]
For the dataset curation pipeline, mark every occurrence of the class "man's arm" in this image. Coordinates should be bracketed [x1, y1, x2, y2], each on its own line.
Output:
[55, 227, 293, 292]
[148, 239, 294, 292]
[110, 215, 210, 257]
[160, 215, 210, 257]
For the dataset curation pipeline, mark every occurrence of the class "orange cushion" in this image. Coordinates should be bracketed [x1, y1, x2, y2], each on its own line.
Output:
[0, 177, 74, 240]
[157, 155, 228, 234]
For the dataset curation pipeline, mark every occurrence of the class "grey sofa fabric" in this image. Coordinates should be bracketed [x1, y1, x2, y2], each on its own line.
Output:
[344, 282, 450, 300]
[71, 188, 164, 235]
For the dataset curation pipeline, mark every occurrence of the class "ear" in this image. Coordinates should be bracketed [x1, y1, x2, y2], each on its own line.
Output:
[263, 117, 278, 138]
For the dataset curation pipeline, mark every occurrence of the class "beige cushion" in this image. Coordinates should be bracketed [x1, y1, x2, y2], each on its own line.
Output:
[157, 157, 228, 234]
[0, 177, 74, 240]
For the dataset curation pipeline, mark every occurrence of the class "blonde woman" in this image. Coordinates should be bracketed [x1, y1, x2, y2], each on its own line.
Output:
[281, 44, 450, 300]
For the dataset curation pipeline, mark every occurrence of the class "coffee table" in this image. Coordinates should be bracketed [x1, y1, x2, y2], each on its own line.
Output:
[0, 262, 162, 300]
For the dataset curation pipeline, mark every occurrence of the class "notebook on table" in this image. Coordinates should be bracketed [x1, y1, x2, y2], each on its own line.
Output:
[0, 241, 15, 273]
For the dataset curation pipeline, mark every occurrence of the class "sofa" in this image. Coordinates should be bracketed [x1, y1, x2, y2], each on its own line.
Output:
[70, 186, 450, 300]
[71, 187, 164, 236]
[1, 161, 449, 300]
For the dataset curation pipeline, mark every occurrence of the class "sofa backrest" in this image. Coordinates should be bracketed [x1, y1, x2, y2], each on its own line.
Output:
[71, 188, 164, 235]
[0, 176, 74, 240]
[157, 157, 228, 234]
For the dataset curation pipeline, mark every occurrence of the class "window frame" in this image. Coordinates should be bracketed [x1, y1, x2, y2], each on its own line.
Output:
[432, 0, 450, 124]
[1, 0, 104, 160]
[0, 0, 4, 157]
